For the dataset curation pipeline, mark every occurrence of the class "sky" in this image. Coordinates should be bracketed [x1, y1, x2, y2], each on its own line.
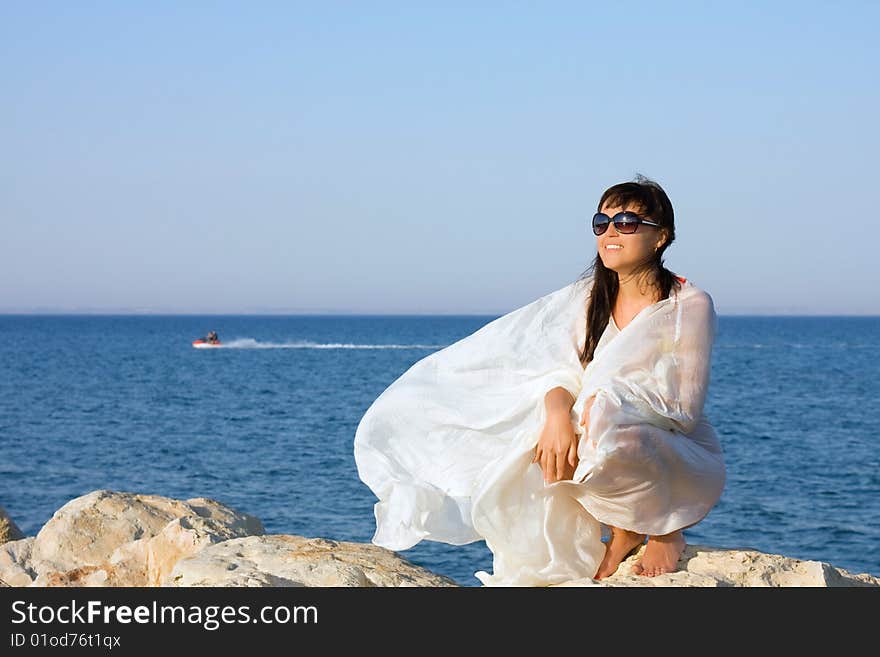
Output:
[2, 1, 878, 315]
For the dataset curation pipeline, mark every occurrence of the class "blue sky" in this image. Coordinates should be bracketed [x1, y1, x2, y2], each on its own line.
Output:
[2, 2, 878, 314]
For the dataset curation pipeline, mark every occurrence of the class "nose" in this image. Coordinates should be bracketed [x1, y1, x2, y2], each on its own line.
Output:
[599, 219, 621, 239]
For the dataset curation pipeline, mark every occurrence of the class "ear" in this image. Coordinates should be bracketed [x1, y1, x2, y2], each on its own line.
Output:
[656, 230, 669, 250]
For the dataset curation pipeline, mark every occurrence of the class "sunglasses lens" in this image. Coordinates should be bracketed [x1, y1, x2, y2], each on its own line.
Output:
[592, 214, 609, 235]
[613, 211, 644, 233]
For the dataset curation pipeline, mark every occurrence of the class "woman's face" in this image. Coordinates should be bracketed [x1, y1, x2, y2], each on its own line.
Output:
[596, 201, 667, 276]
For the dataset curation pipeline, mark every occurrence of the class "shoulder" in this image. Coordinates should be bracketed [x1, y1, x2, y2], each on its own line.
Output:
[675, 276, 707, 297]
[676, 280, 716, 320]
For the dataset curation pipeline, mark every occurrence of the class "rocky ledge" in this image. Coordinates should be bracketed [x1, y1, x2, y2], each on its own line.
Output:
[1, 491, 877, 587]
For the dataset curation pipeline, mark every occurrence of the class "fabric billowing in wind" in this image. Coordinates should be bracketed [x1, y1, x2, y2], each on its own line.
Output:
[353, 274, 725, 586]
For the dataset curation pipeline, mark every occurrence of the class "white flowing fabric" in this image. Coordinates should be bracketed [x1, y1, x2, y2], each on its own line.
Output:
[353, 274, 725, 586]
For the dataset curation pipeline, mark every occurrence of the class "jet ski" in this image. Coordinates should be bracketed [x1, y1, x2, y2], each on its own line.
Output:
[192, 339, 222, 349]
[193, 331, 221, 348]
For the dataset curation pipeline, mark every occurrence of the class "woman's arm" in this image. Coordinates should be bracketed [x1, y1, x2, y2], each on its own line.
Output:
[534, 387, 579, 483]
[578, 393, 597, 430]
[668, 291, 717, 432]
[544, 386, 575, 417]
[576, 290, 717, 436]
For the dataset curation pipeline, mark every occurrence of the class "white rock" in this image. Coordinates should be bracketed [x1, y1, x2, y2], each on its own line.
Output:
[0, 505, 25, 545]
[554, 543, 880, 587]
[10, 490, 878, 588]
[27, 490, 263, 586]
[167, 535, 458, 587]
[0, 537, 36, 587]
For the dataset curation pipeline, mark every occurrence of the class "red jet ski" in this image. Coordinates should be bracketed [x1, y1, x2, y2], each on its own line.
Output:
[193, 331, 222, 349]
[192, 339, 222, 349]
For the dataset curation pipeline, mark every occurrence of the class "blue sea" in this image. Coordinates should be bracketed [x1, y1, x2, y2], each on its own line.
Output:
[1, 313, 878, 585]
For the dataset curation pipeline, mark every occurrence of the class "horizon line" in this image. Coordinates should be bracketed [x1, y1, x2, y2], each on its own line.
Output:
[1, 310, 879, 318]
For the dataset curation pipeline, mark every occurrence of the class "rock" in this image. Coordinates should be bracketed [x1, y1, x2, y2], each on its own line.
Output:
[0, 506, 25, 544]
[27, 490, 264, 586]
[553, 543, 880, 587]
[0, 537, 37, 587]
[7, 490, 878, 587]
[167, 535, 458, 587]
[104, 514, 267, 586]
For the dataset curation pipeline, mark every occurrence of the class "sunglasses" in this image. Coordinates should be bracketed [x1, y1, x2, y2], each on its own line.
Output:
[592, 211, 661, 236]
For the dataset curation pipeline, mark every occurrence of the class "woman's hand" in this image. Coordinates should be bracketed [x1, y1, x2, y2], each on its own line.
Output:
[579, 394, 597, 430]
[533, 410, 579, 484]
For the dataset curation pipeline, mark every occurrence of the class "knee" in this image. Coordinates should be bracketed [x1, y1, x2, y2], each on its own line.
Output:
[603, 426, 657, 466]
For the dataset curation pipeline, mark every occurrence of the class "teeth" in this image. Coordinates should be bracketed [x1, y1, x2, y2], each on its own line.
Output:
[606, 245, 622, 249]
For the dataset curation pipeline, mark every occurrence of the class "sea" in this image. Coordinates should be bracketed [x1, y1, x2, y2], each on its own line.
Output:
[1, 313, 878, 586]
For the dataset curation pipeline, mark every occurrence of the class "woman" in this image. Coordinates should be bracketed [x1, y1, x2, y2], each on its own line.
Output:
[536, 177, 724, 579]
[354, 175, 724, 585]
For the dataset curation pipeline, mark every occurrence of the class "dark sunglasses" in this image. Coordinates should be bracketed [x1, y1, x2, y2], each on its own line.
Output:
[592, 211, 661, 236]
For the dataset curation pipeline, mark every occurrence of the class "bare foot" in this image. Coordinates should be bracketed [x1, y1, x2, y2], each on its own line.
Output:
[594, 528, 646, 580]
[631, 530, 686, 577]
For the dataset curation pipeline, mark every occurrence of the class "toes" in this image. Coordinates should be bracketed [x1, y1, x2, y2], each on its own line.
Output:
[638, 565, 657, 577]
[630, 561, 644, 575]
[640, 566, 670, 577]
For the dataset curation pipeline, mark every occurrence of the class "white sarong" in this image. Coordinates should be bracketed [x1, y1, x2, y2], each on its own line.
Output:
[353, 274, 725, 586]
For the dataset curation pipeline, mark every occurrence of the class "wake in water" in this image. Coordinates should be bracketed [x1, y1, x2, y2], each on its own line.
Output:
[213, 338, 446, 350]
[717, 343, 873, 349]
[211, 339, 874, 351]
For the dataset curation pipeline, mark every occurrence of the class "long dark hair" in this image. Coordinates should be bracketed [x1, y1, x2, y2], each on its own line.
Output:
[577, 174, 681, 368]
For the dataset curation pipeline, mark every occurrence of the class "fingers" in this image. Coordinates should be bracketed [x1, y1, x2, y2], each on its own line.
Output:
[555, 451, 566, 482]
[539, 451, 580, 484]
[536, 437, 583, 483]
[581, 394, 597, 426]
[538, 450, 554, 484]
